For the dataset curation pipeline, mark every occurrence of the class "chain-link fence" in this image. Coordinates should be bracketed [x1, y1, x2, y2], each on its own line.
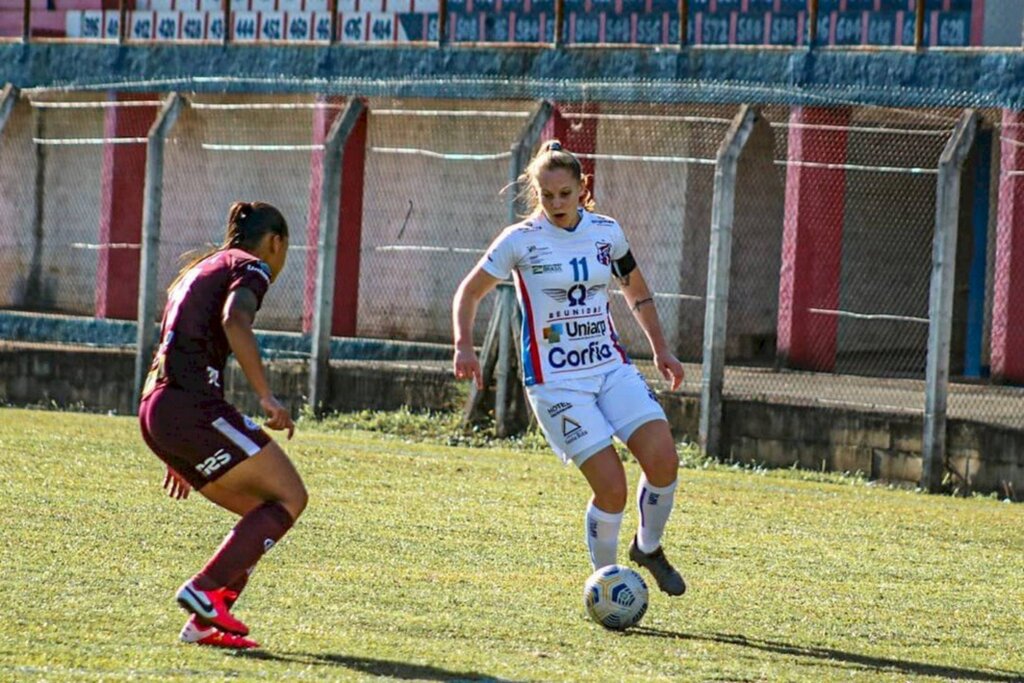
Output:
[2, 89, 1024, 437]
[158, 94, 320, 332]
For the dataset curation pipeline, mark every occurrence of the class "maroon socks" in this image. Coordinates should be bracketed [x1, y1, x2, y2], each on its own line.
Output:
[193, 501, 294, 591]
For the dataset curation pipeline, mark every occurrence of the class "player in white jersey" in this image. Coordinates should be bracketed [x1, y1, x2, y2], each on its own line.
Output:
[452, 140, 686, 596]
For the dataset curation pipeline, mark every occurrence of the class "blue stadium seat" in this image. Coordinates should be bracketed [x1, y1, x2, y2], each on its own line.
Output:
[936, 10, 970, 46]
[699, 11, 729, 45]
[635, 12, 663, 43]
[735, 12, 766, 45]
[603, 12, 631, 42]
[511, 11, 540, 41]
[865, 11, 897, 45]
[767, 11, 800, 45]
[572, 11, 599, 42]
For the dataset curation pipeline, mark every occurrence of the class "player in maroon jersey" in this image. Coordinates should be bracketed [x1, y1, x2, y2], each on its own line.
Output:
[138, 201, 307, 649]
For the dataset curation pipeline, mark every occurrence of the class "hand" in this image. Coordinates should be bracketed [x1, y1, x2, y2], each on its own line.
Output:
[163, 466, 191, 500]
[260, 394, 295, 440]
[453, 347, 483, 390]
[654, 351, 685, 391]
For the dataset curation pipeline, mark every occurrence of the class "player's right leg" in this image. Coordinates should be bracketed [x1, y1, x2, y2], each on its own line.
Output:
[176, 440, 308, 635]
[577, 447, 628, 570]
[525, 378, 623, 571]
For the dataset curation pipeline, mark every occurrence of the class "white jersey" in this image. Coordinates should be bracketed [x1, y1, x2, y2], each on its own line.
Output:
[480, 209, 632, 386]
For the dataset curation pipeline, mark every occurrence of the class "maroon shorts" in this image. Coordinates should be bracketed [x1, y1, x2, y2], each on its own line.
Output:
[139, 386, 272, 490]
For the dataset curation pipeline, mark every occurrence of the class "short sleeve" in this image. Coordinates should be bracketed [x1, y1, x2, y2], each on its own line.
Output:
[610, 221, 630, 261]
[228, 258, 272, 309]
[479, 229, 520, 281]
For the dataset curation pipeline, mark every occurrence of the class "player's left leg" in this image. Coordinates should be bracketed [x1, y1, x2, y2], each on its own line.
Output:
[623, 419, 686, 595]
[597, 366, 685, 596]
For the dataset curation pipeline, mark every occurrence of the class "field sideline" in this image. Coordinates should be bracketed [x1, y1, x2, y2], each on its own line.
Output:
[1, 407, 1022, 682]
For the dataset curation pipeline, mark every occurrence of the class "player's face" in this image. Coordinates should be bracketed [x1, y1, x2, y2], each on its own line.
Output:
[535, 167, 583, 229]
[263, 233, 288, 283]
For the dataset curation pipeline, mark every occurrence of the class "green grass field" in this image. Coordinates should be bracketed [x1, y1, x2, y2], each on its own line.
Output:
[1, 406, 1022, 682]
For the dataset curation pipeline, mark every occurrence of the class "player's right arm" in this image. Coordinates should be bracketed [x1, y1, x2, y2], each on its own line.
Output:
[452, 265, 502, 389]
[222, 287, 294, 439]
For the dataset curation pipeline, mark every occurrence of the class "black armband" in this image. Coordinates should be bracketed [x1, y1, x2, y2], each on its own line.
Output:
[612, 250, 637, 279]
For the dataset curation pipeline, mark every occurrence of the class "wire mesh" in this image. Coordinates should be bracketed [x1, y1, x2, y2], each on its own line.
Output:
[357, 98, 536, 343]
[3, 83, 1024, 433]
[8, 93, 120, 317]
[0, 98, 35, 311]
[158, 94, 320, 333]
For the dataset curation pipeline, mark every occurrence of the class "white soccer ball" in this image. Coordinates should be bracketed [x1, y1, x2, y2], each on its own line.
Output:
[583, 564, 649, 630]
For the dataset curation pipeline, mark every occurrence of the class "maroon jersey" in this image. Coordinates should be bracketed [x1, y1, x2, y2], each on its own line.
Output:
[143, 248, 271, 399]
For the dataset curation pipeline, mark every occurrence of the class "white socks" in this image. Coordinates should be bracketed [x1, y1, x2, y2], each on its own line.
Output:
[585, 500, 623, 570]
[636, 475, 677, 554]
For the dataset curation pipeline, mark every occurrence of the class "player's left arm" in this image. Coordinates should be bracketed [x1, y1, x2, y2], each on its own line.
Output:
[614, 254, 685, 390]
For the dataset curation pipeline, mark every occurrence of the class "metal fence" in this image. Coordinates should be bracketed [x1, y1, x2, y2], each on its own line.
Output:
[2, 89, 1024, 489]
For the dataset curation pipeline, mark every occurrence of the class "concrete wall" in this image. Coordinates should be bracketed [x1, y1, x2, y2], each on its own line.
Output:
[4, 341, 1022, 497]
[0, 342, 459, 417]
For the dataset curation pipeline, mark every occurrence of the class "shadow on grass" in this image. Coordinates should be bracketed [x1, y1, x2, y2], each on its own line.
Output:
[631, 627, 1024, 682]
[236, 650, 520, 682]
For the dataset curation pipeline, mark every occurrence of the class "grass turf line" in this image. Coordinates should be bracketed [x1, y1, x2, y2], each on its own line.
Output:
[1, 407, 1022, 682]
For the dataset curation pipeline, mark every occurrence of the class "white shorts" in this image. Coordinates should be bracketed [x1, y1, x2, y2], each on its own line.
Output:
[525, 364, 667, 467]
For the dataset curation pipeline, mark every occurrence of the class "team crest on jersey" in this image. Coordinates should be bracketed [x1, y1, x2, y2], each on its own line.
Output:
[595, 241, 612, 266]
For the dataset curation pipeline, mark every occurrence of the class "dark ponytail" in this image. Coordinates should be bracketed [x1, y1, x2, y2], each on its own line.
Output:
[169, 201, 289, 293]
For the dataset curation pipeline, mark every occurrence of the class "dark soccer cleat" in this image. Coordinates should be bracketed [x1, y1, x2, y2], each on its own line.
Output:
[628, 536, 686, 596]
[180, 616, 260, 649]
[176, 581, 250, 636]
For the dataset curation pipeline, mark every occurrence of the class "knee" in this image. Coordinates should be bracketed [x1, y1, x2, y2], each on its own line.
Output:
[281, 483, 308, 522]
[594, 480, 628, 514]
[647, 450, 679, 488]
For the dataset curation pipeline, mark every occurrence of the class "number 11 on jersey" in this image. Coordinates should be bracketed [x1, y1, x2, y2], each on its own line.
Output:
[570, 257, 589, 282]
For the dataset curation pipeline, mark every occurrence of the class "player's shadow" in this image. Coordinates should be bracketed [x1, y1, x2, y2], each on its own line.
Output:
[630, 627, 1024, 682]
[237, 650, 520, 682]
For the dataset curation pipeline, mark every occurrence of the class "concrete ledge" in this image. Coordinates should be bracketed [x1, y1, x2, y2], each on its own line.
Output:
[3, 342, 1022, 496]
[0, 342, 459, 417]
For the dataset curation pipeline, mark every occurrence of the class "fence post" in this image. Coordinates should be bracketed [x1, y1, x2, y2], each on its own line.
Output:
[0, 85, 17, 134]
[699, 105, 758, 460]
[132, 93, 182, 410]
[677, 0, 688, 48]
[21, 0, 30, 42]
[922, 110, 978, 492]
[464, 100, 553, 434]
[807, 0, 818, 47]
[308, 98, 367, 416]
[553, 0, 564, 48]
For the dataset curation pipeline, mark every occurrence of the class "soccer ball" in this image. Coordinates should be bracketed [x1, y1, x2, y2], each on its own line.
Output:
[583, 564, 649, 630]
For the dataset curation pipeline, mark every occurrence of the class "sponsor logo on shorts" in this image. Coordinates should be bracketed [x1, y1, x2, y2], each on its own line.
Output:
[562, 415, 588, 444]
[549, 342, 614, 369]
[547, 401, 573, 418]
[263, 539, 276, 552]
[206, 366, 221, 388]
[243, 415, 260, 432]
[196, 449, 232, 477]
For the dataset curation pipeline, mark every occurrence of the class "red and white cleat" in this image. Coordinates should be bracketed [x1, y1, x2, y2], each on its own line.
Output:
[175, 581, 250, 636]
[179, 616, 260, 649]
